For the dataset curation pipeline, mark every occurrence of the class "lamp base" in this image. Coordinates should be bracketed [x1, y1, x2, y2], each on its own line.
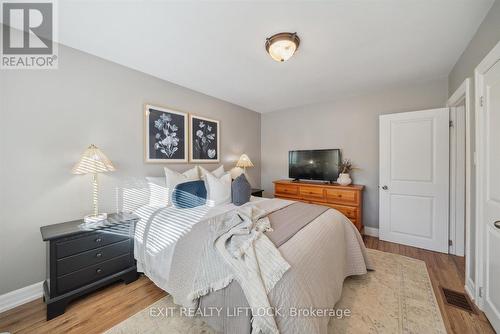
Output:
[84, 213, 108, 223]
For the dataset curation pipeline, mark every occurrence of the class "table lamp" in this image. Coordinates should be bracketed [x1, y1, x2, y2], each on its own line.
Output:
[72, 144, 116, 223]
[236, 154, 254, 174]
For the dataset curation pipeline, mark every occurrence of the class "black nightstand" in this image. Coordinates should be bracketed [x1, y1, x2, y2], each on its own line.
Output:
[251, 188, 264, 197]
[40, 213, 140, 320]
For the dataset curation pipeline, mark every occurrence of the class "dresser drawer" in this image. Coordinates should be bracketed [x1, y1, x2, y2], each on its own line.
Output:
[299, 186, 325, 201]
[350, 219, 361, 231]
[56, 231, 129, 259]
[275, 183, 299, 196]
[57, 240, 130, 276]
[328, 203, 358, 219]
[56, 254, 132, 294]
[325, 188, 358, 205]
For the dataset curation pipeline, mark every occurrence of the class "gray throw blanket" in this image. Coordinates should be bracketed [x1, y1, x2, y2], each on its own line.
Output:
[191, 203, 292, 334]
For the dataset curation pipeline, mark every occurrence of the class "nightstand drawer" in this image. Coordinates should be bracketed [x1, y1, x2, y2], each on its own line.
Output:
[56, 231, 129, 259]
[57, 240, 130, 276]
[56, 254, 131, 294]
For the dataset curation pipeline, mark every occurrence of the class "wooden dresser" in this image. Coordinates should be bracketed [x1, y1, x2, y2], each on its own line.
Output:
[273, 180, 364, 232]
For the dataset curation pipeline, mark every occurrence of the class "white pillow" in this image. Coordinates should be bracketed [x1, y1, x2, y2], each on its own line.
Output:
[146, 177, 168, 207]
[204, 172, 232, 206]
[199, 165, 225, 179]
[164, 166, 200, 205]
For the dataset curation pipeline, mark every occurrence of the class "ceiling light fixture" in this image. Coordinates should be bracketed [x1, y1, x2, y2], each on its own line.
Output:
[265, 32, 300, 62]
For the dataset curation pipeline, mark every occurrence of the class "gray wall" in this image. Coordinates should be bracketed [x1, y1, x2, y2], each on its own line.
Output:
[261, 78, 448, 228]
[447, 0, 500, 284]
[0, 44, 261, 294]
[449, 0, 500, 95]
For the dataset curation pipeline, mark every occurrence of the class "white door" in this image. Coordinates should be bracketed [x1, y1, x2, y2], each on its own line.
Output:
[481, 56, 500, 332]
[379, 108, 449, 253]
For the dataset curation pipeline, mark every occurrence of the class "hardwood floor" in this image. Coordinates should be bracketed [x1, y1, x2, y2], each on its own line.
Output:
[0, 237, 494, 334]
[363, 236, 494, 334]
[0, 277, 166, 334]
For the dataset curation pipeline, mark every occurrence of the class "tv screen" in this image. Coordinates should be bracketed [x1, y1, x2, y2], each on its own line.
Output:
[289, 149, 341, 182]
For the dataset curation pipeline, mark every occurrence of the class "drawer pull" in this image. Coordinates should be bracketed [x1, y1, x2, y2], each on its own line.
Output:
[96, 268, 103, 274]
[96, 252, 103, 258]
[95, 238, 102, 243]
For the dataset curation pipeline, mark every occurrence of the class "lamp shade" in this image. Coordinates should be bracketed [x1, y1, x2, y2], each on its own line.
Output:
[236, 154, 254, 169]
[72, 144, 116, 175]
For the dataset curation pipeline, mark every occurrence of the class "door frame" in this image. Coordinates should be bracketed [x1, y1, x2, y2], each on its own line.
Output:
[474, 40, 500, 310]
[447, 79, 471, 279]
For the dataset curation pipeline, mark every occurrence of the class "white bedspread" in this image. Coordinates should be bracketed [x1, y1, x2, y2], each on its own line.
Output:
[134, 198, 371, 334]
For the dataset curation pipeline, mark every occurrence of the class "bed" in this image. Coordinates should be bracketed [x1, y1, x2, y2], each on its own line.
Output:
[133, 196, 371, 334]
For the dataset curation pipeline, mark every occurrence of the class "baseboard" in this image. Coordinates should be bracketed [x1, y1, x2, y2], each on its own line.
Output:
[465, 278, 476, 301]
[0, 281, 43, 313]
[363, 227, 379, 237]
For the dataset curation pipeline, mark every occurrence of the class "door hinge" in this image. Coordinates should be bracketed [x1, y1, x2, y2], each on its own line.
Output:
[479, 287, 483, 298]
[449, 120, 454, 128]
[449, 239, 453, 246]
[480, 96, 484, 107]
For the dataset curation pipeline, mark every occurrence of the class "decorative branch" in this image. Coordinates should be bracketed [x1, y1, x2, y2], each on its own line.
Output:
[338, 159, 357, 174]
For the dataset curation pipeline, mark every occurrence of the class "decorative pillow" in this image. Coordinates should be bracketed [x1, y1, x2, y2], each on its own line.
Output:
[164, 166, 200, 205]
[146, 177, 169, 207]
[199, 165, 225, 179]
[231, 173, 252, 206]
[204, 172, 232, 206]
[172, 180, 207, 209]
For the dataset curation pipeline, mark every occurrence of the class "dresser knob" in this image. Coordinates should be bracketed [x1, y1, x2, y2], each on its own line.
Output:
[96, 268, 103, 274]
[95, 238, 102, 243]
[96, 252, 103, 258]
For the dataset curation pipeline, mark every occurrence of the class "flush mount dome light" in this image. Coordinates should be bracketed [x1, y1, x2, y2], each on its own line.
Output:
[265, 32, 300, 62]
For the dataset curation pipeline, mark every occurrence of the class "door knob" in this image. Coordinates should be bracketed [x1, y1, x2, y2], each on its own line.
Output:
[494, 221, 500, 229]
[381, 185, 389, 190]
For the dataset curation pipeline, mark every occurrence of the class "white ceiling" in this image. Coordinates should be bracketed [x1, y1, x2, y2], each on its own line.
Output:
[56, 0, 494, 113]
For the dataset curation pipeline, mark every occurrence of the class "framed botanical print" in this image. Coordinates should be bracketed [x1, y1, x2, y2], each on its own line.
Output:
[190, 115, 220, 163]
[144, 104, 188, 163]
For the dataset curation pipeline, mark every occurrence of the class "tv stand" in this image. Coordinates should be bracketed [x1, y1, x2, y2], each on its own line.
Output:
[273, 179, 364, 232]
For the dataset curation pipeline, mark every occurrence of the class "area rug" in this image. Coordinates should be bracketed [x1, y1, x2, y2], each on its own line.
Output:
[106, 249, 446, 334]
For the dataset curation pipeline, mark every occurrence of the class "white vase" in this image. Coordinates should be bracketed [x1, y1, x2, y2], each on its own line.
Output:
[337, 173, 352, 186]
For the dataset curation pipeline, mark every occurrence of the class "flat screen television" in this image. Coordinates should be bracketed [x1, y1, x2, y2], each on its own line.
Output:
[289, 149, 341, 182]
